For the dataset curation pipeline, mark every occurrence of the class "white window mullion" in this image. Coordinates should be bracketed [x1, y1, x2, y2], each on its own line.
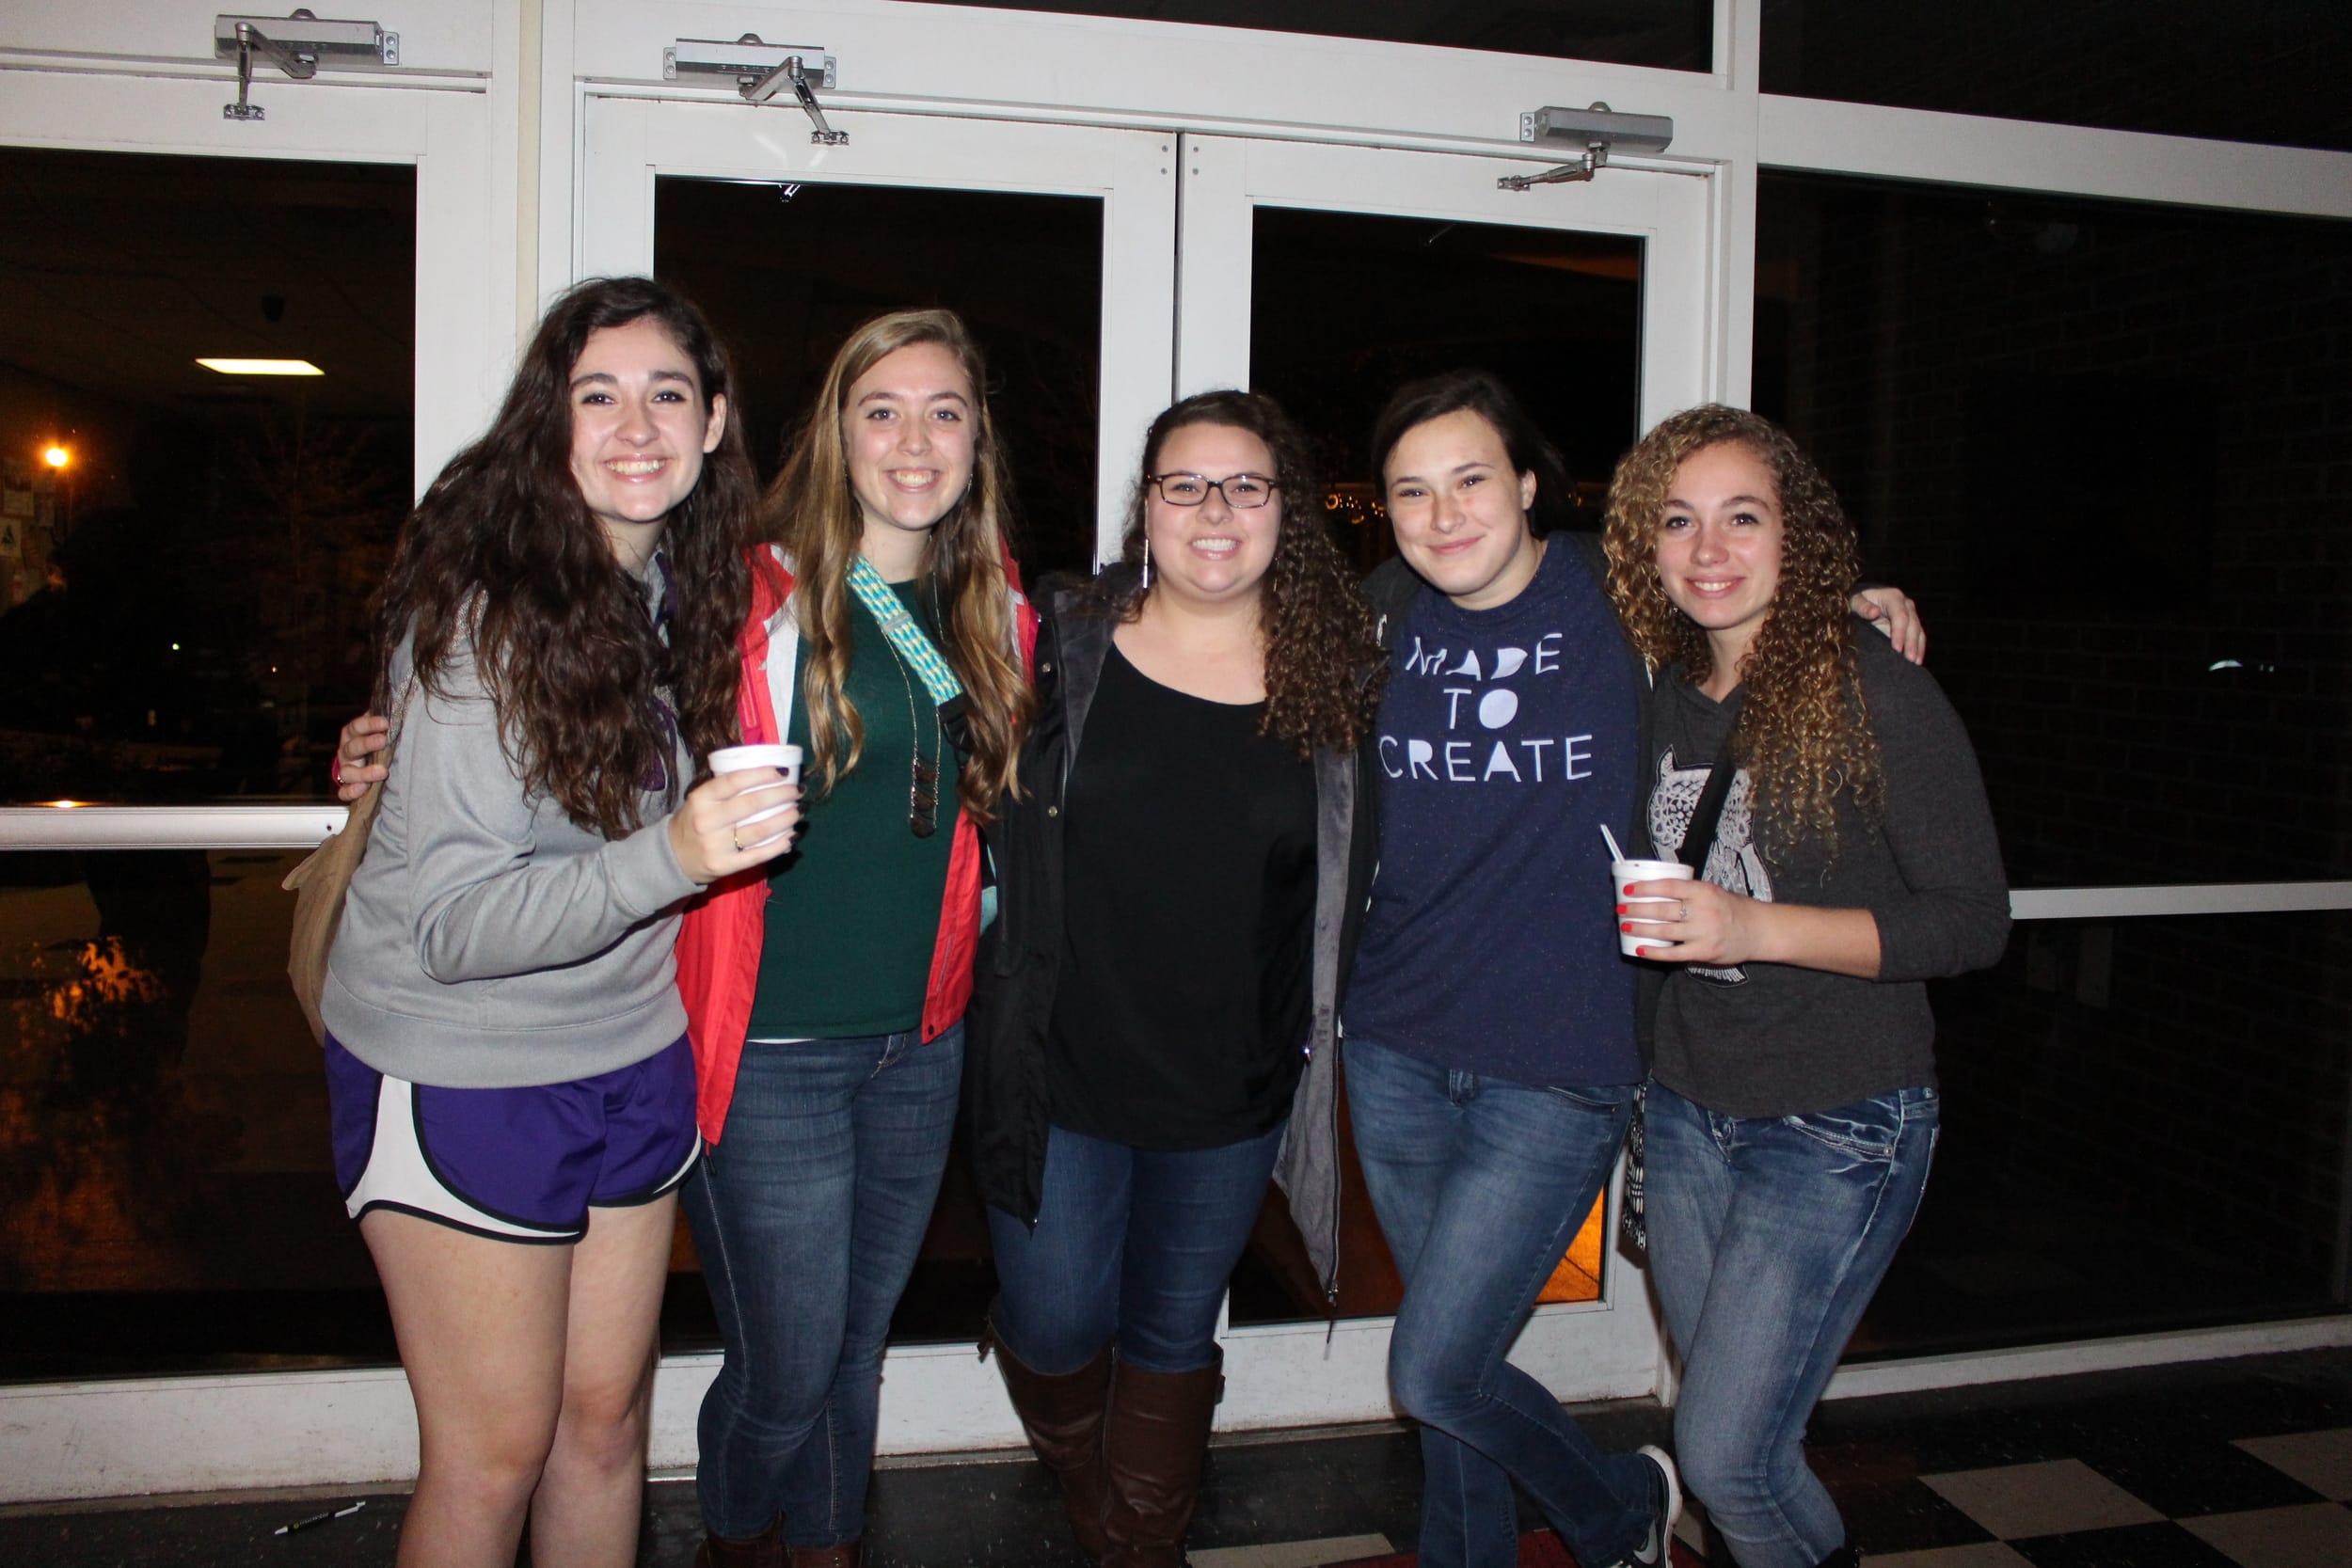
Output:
[1760, 94, 2352, 220]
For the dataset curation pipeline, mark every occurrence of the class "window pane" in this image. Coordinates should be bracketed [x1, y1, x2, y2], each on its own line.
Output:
[1857, 913, 2349, 1359]
[0, 848, 395, 1377]
[1755, 171, 2352, 888]
[0, 149, 415, 806]
[655, 178, 1104, 582]
[892, 0, 1711, 71]
[1761, 0, 2352, 152]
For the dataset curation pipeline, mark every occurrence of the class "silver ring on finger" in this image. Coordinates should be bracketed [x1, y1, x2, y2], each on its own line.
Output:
[1677, 899, 1690, 923]
[731, 827, 742, 853]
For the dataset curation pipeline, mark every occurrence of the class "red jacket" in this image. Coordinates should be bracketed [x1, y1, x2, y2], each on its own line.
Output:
[675, 546, 1037, 1144]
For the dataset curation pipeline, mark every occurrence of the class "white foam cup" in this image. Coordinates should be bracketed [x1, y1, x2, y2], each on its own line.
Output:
[1613, 857, 1694, 958]
[708, 744, 803, 829]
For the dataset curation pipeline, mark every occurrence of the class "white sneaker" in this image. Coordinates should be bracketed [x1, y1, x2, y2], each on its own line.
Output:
[1616, 1444, 1683, 1568]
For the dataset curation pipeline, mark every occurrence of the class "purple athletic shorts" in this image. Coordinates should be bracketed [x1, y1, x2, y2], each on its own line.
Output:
[325, 1033, 698, 1243]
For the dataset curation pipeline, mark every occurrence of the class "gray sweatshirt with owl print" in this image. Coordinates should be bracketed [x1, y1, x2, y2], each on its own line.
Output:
[1641, 624, 2010, 1118]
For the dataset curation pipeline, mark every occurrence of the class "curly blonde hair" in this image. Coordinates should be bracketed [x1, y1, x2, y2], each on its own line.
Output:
[1600, 404, 1880, 859]
[1100, 390, 1384, 756]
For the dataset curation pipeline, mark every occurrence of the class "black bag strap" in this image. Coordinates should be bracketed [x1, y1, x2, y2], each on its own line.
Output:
[1678, 721, 1740, 873]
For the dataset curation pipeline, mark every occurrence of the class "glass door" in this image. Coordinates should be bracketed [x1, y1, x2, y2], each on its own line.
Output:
[577, 93, 1182, 1456]
[0, 60, 502, 1504]
[1174, 133, 1715, 1426]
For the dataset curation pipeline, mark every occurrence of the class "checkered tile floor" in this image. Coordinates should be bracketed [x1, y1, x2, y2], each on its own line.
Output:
[3, 1349, 2346, 1565]
[1827, 1424, 2352, 1568]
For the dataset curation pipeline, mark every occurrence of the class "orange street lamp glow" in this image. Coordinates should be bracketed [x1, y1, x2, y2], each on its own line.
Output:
[42, 444, 70, 469]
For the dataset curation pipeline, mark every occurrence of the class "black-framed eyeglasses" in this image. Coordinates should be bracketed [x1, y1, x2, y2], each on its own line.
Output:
[1146, 472, 1279, 509]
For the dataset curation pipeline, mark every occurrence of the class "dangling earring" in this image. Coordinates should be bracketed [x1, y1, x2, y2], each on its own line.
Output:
[1141, 537, 1152, 591]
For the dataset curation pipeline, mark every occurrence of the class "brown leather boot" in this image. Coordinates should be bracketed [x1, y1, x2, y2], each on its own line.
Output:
[785, 1545, 861, 1568]
[692, 1518, 785, 1568]
[985, 1320, 1114, 1558]
[1100, 1349, 1223, 1568]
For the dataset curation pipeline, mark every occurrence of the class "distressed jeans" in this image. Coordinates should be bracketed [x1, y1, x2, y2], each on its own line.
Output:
[1645, 1079, 1939, 1568]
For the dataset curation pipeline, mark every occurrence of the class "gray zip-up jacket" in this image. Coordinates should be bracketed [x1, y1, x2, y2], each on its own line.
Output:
[323, 596, 699, 1089]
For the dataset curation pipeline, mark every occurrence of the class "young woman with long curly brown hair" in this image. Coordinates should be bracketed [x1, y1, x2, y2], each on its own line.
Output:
[322, 276, 799, 1568]
[669, 308, 1038, 1568]
[1604, 405, 2009, 1568]
[965, 389, 1385, 1566]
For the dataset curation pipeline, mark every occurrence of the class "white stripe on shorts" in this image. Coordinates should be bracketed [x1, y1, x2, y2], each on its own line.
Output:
[344, 1074, 573, 1241]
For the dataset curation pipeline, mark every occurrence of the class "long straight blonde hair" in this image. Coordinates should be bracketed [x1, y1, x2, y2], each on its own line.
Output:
[761, 309, 1030, 821]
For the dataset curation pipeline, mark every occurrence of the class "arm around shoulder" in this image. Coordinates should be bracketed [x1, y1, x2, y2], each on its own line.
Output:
[1857, 636, 2011, 982]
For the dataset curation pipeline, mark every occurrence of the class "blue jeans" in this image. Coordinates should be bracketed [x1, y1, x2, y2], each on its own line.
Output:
[1645, 1080, 1939, 1568]
[1343, 1037, 1653, 1568]
[680, 1024, 962, 1546]
[987, 1119, 1287, 1374]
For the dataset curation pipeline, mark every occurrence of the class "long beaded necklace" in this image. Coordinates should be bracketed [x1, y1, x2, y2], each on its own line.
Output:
[879, 619, 942, 838]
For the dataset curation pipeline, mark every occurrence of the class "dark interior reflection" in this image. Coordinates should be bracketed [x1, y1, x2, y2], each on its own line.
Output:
[1756, 172, 2352, 888]
[0, 849, 390, 1377]
[655, 178, 1104, 583]
[0, 149, 415, 807]
[888, 0, 1713, 71]
[1860, 912, 2350, 1357]
[1248, 205, 1643, 581]
[1761, 0, 2352, 153]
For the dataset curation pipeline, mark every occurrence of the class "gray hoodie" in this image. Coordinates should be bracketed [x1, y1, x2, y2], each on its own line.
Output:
[323, 591, 700, 1089]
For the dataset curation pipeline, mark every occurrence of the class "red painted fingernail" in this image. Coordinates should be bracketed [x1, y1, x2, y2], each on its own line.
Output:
[1614, 904, 1628, 914]
[1620, 923, 1633, 933]
[1622, 883, 1637, 895]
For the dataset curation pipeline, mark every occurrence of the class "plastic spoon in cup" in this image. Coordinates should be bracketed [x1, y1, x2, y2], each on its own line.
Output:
[1599, 824, 1626, 863]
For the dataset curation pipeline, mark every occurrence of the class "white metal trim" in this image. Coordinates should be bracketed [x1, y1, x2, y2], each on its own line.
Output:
[568, 0, 1723, 151]
[1822, 1313, 2352, 1402]
[0, 55, 487, 90]
[0, 805, 344, 850]
[1759, 93, 2352, 219]
[1720, 0, 1758, 94]
[13, 807, 2348, 913]
[2010, 882, 2352, 920]
[570, 78, 1737, 175]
